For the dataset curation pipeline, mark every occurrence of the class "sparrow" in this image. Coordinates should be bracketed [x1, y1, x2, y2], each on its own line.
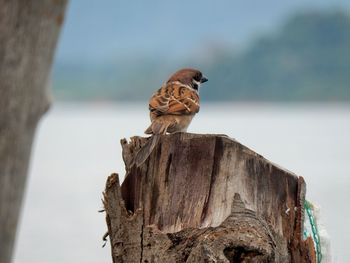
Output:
[133, 68, 208, 167]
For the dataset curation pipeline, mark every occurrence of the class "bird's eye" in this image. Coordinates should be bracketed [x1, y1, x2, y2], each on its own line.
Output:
[194, 74, 201, 82]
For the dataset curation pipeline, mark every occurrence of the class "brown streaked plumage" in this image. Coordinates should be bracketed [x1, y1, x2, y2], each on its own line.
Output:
[133, 68, 208, 167]
[145, 68, 207, 135]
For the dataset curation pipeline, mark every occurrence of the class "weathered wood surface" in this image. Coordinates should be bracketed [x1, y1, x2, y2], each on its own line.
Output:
[104, 133, 316, 262]
[0, 1, 67, 262]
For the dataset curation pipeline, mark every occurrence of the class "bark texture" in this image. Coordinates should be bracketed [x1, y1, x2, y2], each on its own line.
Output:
[104, 133, 316, 262]
[0, 1, 67, 262]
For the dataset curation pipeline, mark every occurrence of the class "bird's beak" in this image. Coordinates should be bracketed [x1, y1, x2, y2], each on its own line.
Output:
[200, 76, 208, 83]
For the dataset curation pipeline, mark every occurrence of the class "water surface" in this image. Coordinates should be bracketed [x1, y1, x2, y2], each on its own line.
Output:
[14, 103, 350, 262]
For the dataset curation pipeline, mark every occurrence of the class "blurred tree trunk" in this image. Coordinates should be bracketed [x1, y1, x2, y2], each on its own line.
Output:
[0, 1, 67, 262]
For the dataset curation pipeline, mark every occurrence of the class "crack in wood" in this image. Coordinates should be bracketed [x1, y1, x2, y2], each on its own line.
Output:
[104, 133, 316, 263]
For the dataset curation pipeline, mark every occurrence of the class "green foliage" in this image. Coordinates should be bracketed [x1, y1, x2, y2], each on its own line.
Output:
[203, 10, 350, 101]
[53, 11, 350, 101]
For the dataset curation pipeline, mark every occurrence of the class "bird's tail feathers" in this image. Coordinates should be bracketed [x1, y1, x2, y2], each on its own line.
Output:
[133, 135, 160, 167]
[145, 117, 172, 135]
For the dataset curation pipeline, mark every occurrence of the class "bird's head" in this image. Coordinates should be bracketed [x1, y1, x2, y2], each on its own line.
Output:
[167, 68, 208, 91]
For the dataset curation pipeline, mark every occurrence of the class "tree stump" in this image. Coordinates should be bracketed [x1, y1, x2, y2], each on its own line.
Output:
[103, 133, 316, 262]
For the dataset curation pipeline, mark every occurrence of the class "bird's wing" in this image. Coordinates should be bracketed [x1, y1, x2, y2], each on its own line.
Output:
[149, 82, 200, 117]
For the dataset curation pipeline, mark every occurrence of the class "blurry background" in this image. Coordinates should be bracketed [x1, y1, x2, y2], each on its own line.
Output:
[14, 1, 350, 262]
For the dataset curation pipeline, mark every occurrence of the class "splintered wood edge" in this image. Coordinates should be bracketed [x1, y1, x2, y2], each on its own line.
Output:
[103, 173, 143, 220]
[106, 173, 120, 189]
[121, 133, 300, 179]
[104, 133, 314, 262]
[118, 133, 302, 225]
[296, 176, 307, 240]
[121, 136, 150, 170]
[289, 176, 316, 262]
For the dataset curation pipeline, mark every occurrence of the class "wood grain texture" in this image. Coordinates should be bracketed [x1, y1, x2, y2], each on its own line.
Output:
[104, 133, 316, 262]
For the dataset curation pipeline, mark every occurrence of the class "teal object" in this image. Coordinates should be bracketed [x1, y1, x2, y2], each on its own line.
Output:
[304, 200, 322, 263]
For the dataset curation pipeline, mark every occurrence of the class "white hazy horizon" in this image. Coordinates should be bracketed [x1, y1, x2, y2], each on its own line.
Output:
[14, 102, 350, 263]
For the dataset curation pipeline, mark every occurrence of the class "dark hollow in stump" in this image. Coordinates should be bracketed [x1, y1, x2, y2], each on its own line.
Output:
[103, 133, 316, 262]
